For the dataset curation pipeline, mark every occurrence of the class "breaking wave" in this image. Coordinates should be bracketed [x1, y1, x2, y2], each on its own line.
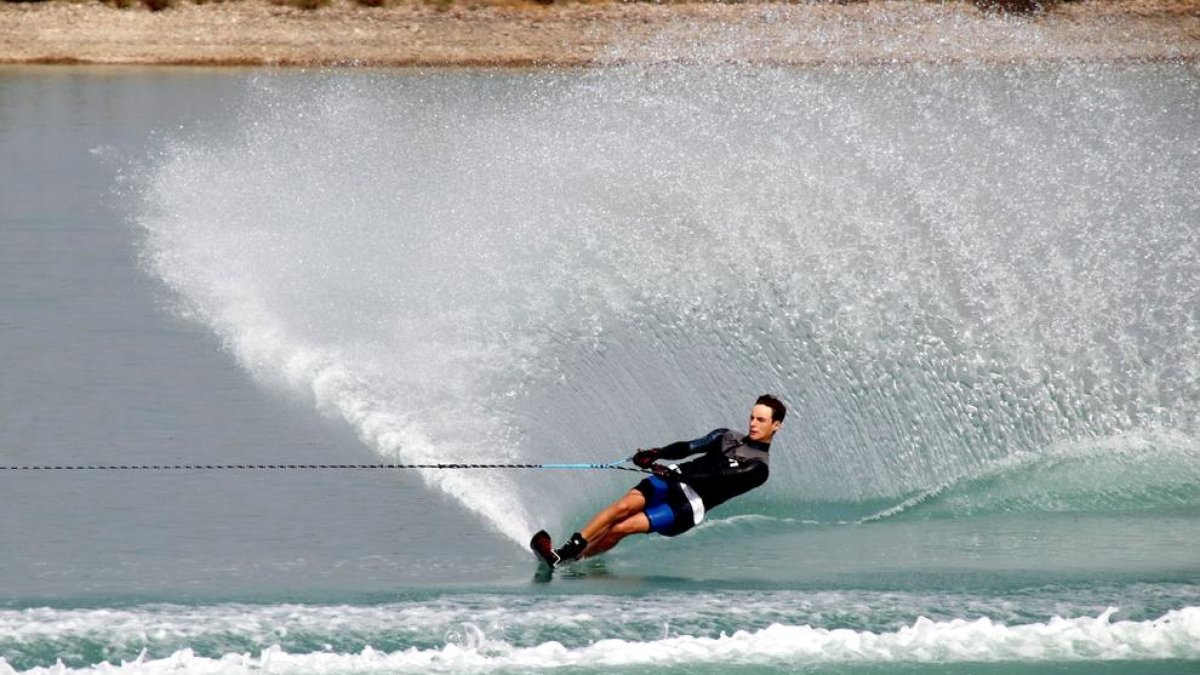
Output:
[4, 593, 1199, 673]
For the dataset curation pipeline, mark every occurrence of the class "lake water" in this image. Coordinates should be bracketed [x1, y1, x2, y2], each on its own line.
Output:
[1, 62, 1198, 674]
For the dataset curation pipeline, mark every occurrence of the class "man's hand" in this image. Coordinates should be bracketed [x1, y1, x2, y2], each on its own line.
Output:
[631, 448, 661, 468]
[651, 464, 678, 480]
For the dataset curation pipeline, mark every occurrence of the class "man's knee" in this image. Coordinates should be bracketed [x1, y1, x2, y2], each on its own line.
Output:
[613, 490, 646, 518]
[612, 513, 651, 536]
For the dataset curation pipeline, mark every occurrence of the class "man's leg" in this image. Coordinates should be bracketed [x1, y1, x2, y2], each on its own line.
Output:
[582, 512, 651, 558]
[579, 488, 647, 544]
[550, 488, 648, 563]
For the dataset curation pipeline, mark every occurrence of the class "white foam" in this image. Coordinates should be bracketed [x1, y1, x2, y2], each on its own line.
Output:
[4, 607, 1197, 674]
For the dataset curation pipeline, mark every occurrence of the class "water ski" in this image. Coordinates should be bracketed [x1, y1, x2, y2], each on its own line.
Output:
[530, 530, 560, 569]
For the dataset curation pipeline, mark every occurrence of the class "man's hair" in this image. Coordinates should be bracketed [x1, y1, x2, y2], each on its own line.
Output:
[756, 394, 787, 423]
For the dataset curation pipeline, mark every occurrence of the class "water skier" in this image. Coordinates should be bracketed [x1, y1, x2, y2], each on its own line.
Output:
[531, 394, 786, 567]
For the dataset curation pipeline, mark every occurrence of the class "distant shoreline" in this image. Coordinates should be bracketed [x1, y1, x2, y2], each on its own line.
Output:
[2, 0, 1198, 68]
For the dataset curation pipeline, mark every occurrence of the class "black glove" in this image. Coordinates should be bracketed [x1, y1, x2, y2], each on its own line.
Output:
[651, 464, 678, 480]
[632, 448, 661, 468]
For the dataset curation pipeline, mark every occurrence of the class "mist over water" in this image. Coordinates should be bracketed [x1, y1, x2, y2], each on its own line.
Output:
[135, 63, 1200, 544]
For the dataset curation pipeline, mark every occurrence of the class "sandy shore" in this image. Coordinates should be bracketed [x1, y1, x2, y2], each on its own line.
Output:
[1, 0, 1198, 67]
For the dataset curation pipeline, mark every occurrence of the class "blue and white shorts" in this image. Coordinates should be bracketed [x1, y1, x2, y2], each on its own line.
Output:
[634, 475, 707, 537]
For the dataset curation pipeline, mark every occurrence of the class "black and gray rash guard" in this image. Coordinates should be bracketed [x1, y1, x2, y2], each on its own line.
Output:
[655, 428, 770, 512]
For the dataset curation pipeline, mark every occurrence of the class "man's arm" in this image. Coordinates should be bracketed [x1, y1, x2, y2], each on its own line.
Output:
[675, 454, 767, 483]
[655, 428, 729, 461]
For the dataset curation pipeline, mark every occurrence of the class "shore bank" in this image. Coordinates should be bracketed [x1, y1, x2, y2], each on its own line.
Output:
[1, 0, 1198, 67]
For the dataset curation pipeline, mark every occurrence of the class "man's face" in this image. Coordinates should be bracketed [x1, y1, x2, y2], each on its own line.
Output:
[747, 404, 781, 443]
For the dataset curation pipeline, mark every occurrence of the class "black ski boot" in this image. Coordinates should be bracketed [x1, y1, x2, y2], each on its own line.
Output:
[553, 532, 588, 564]
[531, 531, 588, 569]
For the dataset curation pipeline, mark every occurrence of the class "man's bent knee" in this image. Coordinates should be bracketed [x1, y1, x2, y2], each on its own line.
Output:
[612, 513, 651, 536]
[605, 489, 642, 513]
[615, 490, 646, 517]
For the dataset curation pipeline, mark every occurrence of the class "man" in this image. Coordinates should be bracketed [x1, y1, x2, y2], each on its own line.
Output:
[531, 394, 786, 567]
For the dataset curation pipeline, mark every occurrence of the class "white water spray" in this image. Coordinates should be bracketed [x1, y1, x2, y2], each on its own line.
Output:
[136, 62, 1200, 543]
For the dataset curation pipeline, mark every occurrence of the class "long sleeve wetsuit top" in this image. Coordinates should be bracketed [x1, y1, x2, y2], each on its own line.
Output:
[656, 428, 770, 510]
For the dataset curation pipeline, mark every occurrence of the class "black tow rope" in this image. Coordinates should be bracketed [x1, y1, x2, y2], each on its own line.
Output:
[0, 461, 650, 473]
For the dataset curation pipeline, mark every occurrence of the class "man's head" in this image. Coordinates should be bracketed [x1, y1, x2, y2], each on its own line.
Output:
[748, 394, 786, 443]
